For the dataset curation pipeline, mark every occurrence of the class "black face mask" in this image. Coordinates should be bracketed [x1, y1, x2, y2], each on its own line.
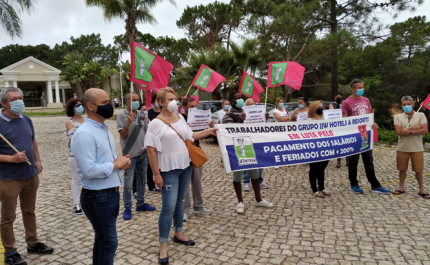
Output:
[336, 97, 342, 104]
[95, 102, 114, 119]
[316, 108, 324, 115]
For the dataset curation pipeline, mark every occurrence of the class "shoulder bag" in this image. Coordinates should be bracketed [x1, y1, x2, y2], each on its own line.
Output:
[156, 117, 207, 168]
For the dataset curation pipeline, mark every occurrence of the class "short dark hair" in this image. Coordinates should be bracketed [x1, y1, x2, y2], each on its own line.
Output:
[298, 96, 308, 103]
[337, 93, 343, 96]
[66, 97, 82, 117]
[139, 103, 146, 109]
[229, 91, 240, 101]
[182, 97, 195, 107]
[350, 79, 363, 88]
[151, 94, 157, 104]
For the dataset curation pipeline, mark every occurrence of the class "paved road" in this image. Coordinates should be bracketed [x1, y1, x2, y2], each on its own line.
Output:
[7, 116, 430, 265]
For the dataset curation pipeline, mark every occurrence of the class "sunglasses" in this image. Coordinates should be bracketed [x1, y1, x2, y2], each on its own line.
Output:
[75, 103, 83, 107]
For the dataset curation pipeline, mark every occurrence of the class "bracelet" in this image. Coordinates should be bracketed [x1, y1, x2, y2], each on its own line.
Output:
[125, 124, 130, 129]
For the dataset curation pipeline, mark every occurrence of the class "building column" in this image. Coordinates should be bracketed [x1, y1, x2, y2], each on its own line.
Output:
[47, 81, 53, 103]
[13, 81, 17, 87]
[5, 81, 9, 87]
[55, 81, 61, 104]
[62, 88, 66, 106]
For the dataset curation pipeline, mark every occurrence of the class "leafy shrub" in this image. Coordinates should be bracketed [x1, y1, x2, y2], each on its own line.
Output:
[377, 128, 430, 144]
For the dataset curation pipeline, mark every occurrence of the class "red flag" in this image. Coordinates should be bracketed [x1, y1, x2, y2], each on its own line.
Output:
[131, 41, 173, 92]
[191, 89, 199, 105]
[238, 71, 264, 103]
[267, 61, 305, 90]
[422, 93, 430, 111]
[191, 64, 226, 92]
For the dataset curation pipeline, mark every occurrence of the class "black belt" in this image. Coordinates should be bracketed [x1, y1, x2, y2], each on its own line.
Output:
[82, 187, 119, 193]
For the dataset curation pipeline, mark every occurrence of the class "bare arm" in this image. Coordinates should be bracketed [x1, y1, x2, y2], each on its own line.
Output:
[274, 112, 291, 122]
[329, 104, 334, 110]
[119, 127, 130, 139]
[66, 120, 73, 132]
[147, 146, 163, 188]
[33, 140, 43, 173]
[395, 125, 404, 136]
[192, 128, 218, 140]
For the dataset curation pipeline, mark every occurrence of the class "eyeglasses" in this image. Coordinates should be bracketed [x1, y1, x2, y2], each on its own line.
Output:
[75, 103, 83, 107]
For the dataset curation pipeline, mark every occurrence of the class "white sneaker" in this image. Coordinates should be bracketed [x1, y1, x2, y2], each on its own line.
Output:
[183, 213, 188, 222]
[243, 183, 250, 192]
[255, 199, 274, 208]
[260, 182, 269, 189]
[193, 208, 212, 215]
[236, 202, 245, 214]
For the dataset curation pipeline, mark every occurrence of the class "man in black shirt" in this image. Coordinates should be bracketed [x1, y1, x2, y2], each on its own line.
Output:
[148, 94, 161, 121]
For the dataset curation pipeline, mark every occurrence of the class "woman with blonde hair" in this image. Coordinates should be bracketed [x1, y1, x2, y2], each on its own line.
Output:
[273, 97, 291, 122]
[307, 100, 331, 198]
[145, 87, 217, 264]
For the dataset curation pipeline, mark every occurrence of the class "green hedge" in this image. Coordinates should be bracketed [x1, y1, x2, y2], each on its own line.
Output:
[378, 128, 430, 144]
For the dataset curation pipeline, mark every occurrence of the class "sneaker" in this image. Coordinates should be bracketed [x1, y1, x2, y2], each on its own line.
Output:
[371, 186, 390, 194]
[74, 205, 83, 215]
[260, 182, 269, 189]
[243, 183, 250, 192]
[236, 202, 245, 214]
[133, 192, 137, 198]
[136, 203, 156, 211]
[123, 208, 131, 220]
[192, 208, 212, 215]
[183, 213, 188, 222]
[27, 242, 54, 254]
[351, 185, 363, 194]
[255, 199, 274, 208]
[5, 252, 27, 265]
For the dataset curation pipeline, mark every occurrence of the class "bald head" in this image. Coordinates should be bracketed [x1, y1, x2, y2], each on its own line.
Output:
[84, 88, 108, 108]
[245, 98, 255, 106]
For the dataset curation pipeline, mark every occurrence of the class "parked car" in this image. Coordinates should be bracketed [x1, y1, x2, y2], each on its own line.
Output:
[196, 100, 223, 113]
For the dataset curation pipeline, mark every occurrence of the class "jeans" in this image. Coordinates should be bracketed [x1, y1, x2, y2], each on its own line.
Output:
[243, 168, 264, 184]
[80, 188, 120, 265]
[348, 150, 381, 188]
[159, 166, 192, 243]
[132, 156, 156, 192]
[309, 160, 329, 193]
[184, 166, 204, 214]
[123, 153, 147, 209]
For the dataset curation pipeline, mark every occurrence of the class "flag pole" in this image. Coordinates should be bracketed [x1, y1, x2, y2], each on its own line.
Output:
[185, 84, 193, 97]
[406, 104, 424, 128]
[0, 133, 31, 165]
[140, 88, 144, 104]
[264, 87, 269, 108]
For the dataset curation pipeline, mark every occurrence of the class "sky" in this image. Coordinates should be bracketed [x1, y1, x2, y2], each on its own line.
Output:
[0, 0, 429, 62]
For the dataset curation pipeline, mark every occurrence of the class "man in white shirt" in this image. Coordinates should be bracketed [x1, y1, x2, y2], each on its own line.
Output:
[217, 100, 230, 124]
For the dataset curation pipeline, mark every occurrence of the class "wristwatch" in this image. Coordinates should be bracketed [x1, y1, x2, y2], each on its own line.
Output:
[409, 131, 413, 135]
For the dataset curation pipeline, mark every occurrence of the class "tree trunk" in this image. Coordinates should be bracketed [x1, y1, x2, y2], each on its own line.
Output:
[330, 0, 339, 100]
[226, 20, 232, 51]
[284, 85, 293, 102]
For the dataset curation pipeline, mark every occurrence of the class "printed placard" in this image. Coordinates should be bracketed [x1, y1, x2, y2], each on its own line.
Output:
[296, 111, 308, 121]
[243, 105, 266, 124]
[187, 108, 211, 130]
[323, 109, 342, 120]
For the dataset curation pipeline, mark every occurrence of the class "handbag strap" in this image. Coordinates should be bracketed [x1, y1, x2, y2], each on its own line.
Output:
[156, 117, 185, 141]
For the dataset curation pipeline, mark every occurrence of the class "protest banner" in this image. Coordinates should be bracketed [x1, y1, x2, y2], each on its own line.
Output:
[216, 114, 374, 173]
[296, 111, 308, 121]
[188, 108, 211, 130]
[323, 109, 342, 120]
[243, 105, 266, 123]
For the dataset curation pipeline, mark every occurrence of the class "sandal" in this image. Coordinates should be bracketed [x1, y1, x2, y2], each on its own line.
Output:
[321, 190, 331, 196]
[313, 191, 325, 198]
[418, 193, 430, 199]
[391, 190, 405, 195]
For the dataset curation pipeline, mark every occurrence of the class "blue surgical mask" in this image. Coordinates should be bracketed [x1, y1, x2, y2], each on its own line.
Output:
[298, 104, 304, 109]
[356, 89, 364, 96]
[235, 99, 245, 108]
[403, 105, 413, 113]
[9, 100, 25, 115]
[224, 105, 230, 110]
[131, 101, 140, 110]
[279, 103, 284, 108]
[155, 102, 160, 108]
[177, 100, 180, 105]
[75, 106, 84, 115]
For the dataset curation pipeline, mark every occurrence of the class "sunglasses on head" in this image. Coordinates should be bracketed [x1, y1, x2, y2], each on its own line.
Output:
[75, 103, 83, 107]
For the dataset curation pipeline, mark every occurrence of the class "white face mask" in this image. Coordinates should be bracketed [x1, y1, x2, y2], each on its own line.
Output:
[167, 100, 178, 113]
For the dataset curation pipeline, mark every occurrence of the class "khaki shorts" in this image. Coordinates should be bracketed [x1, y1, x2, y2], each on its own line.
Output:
[396, 151, 424, 172]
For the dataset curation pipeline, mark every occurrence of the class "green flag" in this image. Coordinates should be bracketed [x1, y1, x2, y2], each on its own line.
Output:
[134, 46, 156, 83]
[270, 62, 288, 86]
[194, 67, 213, 89]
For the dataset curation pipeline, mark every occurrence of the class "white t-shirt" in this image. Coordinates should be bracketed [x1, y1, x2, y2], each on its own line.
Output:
[273, 109, 290, 122]
[218, 109, 227, 124]
[144, 114, 193, 172]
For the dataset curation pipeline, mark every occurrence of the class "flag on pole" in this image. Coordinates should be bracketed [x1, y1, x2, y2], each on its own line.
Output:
[422, 93, 430, 111]
[131, 41, 173, 93]
[266, 61, 305, 90]
[139, 83, 152, 108]
[191, 64, 226, 92]
[191, 89, 199, 105]
[238, 71, 265, 103]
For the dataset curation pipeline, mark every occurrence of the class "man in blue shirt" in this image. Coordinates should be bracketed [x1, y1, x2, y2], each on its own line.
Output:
[71, 88, 131, 265]
[0, 87, 54, 265]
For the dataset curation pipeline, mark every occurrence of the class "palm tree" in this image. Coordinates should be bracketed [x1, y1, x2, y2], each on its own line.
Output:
[100, 66, 119, 97]
[85, 0, 176, 44]
[82, 61, 102, 88]
[0, 0, 35, 38]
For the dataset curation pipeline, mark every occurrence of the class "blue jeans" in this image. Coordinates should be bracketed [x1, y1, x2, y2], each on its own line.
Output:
[123, 153, 147, 209]
[159, 166, 192, 243]
[243, 168, 264, 184]
[80, 189, 120, 265]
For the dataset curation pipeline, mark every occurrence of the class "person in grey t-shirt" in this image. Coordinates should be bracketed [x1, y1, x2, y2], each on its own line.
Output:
[117, 92, 156, 220]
